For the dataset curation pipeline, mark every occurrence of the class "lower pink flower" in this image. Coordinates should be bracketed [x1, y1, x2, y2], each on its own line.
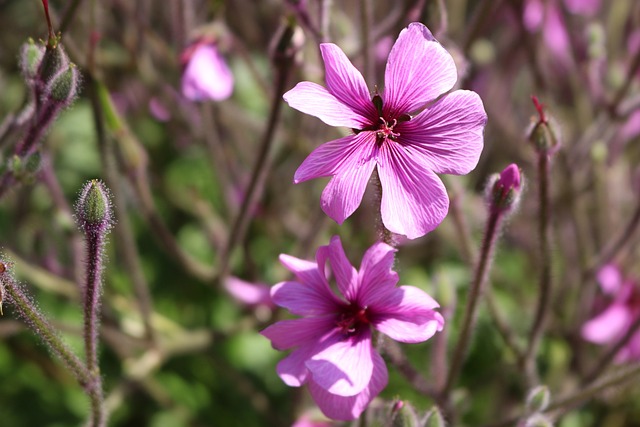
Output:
[582, 264, 640, 362]
[261, 236, 444, 420]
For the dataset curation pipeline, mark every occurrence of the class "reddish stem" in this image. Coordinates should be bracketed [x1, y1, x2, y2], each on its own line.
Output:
[531, 95, 547, 124]
[41, 0, 55, 45]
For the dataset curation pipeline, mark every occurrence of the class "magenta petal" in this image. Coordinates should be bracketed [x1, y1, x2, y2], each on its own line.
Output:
[181, 44, 233, 101]
[308, 350, 388, 421]
[523, 0, 544, 31]
[399, 90, 486, 175]
[320, 44, 377, 120]
[383, 22, 457, 115]
[283, 82, 371, 128]
[325, 236, 359, 302]
[224, 277, 272, 306]
[306, 328, 373, 397]
[355, 242, 399, 305]
[277, 346, 312, 387]
[319, 135, 377, 224]
[261, 317, 334, 350]
[377, 147, 450, 239]
[596, 264, 623, 295]
[271, 280, 341, 316]
[294, 133, 373, 184]
[582, 303, 632, 345]
[372, 286, 444, 343]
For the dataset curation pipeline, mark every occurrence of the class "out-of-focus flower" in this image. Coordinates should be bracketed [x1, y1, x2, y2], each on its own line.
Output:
[523, 0, 601, 66]
[180, 40, 233, 101]
[261, 236, 444, 420]
[291, 414, 333, 427]
[582, 264, 640, 362]
[283, 22, 486, 239]
[148, 97, 171, 122]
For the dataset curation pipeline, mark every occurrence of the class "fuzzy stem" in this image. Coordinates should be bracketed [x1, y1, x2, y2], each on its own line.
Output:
[524, 152, 552, 385]
[443, 207, 503, 396]
[0, 270, 94, 391]
[15, 104, 60, 157]
[371, 170, 394, 246]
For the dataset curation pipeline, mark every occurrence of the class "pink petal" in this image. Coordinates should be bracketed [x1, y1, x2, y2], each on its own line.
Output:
[319, 136, 377, 224]
[294, 133, 373, 184]
[283, 82, 371, 128]
[271, 280, 342, 316]
[320, 44, 377, 121]
[597, 264, 623, 295]
[355, 242, 399, 306]
[181, 44, 233, 101]
[383, 22, 457, 116]
[371, 286, 444, 343]
[325, 236, 359, 303]
[523, 0, 544, 31]
[308, 350, 388, 421]
[543, 5, 571, 65]
[398, 90, 486, 175]
[377, 147, 450, 239]
[277, 346, 313, 386]
[261, 317, 334, 350]
[224, 276, 273, 307]
[582, 303, 632, 345]
[306, 328, 373, 396]
[279, 254, 324, 284]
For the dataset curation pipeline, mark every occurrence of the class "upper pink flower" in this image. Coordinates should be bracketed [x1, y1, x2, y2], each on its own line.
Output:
[582, 264, 640, 362]
[283, 22, 487, 239]
[261, 236, 444, 420]
[181, 40, 233, 101]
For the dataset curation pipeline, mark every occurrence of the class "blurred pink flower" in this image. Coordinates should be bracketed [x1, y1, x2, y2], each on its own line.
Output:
[283, 22, 486, 239]
[261, 236, 444, 420]
[582, 264, 640, 362]
[523, 0, 601, 66]
[224, 276, 275, 309]
[291, 415, 333, 427]
[181, 40, 233, 101]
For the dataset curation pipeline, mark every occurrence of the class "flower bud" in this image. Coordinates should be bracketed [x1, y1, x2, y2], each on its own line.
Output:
[44, 64, 80, 107]
[19, 38, 45, 84]
[525, 385, 550, 413]
[422, 406, 446, 427]
[523, 413, 553, 427]
[390, 401, 420, 427]
[487, 163, 523, 214]
[75, 180, 113, 235]
[37, 42, 69, 91]
[528, 96, 560, 154]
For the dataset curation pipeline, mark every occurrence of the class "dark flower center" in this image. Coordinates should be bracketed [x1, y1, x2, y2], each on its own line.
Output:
[376, 117, 399, 143]
[336, 303, 371, 337]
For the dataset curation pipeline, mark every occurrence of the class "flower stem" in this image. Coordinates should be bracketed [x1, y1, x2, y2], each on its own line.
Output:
[0, 268, 95, 397]
[371, 170, 394, 246]
[443, 207, 503, 397]
[524, 152, 553, 385]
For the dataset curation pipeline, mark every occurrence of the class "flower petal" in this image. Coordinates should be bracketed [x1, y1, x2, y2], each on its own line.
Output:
[371, 286, 444, 343]
[596, 264, 623, 295]
[383, 22, 457, 116]
[283, 82, 371, 128]
[294, 133, 374, 184]
[319, 135, 377, 224]
[325, 236, 359, 302]
[377, 146, 450, 239]
[276, 346, 312, 387]
[261, 317, 334, 350]
[181, 44, 233, 101]
[308, 350, 388, 421]
[398, 90, 486, 175]
[271, 280, 342, 316]
[306, 328, 373, 396]
[320, 44, 377, 120]
[582, 303, 632, 345]
[355, 242, 399, 306]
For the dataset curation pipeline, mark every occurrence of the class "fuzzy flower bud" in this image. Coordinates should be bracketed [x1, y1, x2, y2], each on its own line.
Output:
[19, 38, 45, 84]
[423, 406, 446, 427]
[525, 385, 550, 413]
[487, 163, 522, 214]
[37, 42, 69, 91]
[528, 96, 560, 154]
[390, 401, 420, 427]
[44, 64, 80, 107]
[75, 180, 113, 235]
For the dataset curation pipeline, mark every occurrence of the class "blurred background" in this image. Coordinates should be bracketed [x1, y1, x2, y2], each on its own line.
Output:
[0, 0, 639, 425]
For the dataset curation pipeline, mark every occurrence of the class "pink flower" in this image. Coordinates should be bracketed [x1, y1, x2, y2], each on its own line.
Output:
[261, 236, 444, 420]
[224, 276, 275, 309]
[582, 264, 640, 362]
[180, 40, 233, 101]
[283, 22, 486, 239]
